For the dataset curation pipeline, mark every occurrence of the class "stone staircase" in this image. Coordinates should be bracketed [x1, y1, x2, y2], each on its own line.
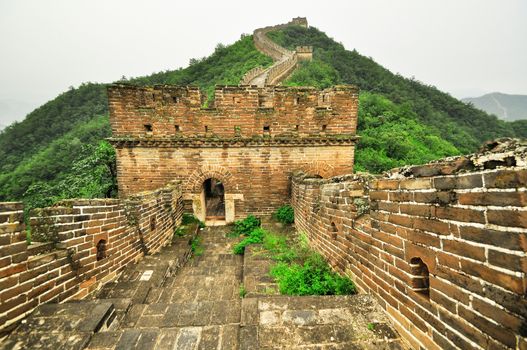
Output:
[1, 226, 405, 349]
[241, 17, 313, 87]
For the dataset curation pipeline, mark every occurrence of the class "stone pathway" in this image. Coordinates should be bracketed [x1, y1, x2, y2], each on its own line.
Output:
[1, 226, 405, 349]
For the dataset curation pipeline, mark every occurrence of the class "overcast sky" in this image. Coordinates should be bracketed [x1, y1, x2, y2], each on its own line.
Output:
[1, 0, 526, 126]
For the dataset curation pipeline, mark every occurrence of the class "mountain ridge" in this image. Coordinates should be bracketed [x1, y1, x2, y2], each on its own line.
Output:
[0, 23, 524, 210]
[462, 92, 527, 121]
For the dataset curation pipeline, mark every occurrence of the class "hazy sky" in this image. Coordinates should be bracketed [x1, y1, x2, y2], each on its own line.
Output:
[1, 0, 526, 126]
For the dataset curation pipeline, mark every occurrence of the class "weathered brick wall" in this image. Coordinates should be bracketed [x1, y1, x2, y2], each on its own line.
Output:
[108, 84, 358, 220]
[296, 46, 313, 61]
[0, 182, 182, 332]
[115, 145, 354, 220]
[108, 85, 357, 138]
[292, 153, 527, 349]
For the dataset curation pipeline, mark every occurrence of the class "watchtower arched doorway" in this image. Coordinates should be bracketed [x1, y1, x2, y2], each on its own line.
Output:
[203, 178, 225, 219]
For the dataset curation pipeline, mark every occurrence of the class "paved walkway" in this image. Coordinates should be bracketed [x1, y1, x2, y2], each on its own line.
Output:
[1, 226, 405, 350]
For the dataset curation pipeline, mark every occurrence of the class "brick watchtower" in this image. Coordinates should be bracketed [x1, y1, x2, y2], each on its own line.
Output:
[108, 84, 359, 223]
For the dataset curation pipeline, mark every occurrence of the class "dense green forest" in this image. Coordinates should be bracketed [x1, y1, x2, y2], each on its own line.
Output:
[267, 26, 526, 153]
[0, 27, 521, 212]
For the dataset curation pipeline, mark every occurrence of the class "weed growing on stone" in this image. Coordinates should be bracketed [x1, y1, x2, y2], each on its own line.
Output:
[367, 322, 376, 331]
[182, 213, 205, 228]
[230, 215, 261, 237]
[270, 252, 356, 296]
[231, 215, 356, 296]
[190, 237, 204, 256]
[239, 284, 247, 298]
[233, 227, 266, 254]
[273, 204, 295, 224]
[173, 226, 186, 237]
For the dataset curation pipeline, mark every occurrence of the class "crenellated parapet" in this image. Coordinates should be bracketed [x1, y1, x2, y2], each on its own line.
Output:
[107, 83, 359, 140]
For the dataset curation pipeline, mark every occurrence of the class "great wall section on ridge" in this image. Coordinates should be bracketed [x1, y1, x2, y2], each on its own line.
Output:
[241, 17, 313, 87]
[0, 18, 526, 350]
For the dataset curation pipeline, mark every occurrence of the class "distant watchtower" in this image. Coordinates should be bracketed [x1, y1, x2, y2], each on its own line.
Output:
[108, 84, 359, 224]
[291, 17, 309, 28]
[296, 46, 313, 61]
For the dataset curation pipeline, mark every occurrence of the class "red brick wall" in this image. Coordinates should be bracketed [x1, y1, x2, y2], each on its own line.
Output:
[292, 168, 527, 350]
[114, 145, 354, 219]
[0, 182, 182, 332]
[108, 84, 358, 218]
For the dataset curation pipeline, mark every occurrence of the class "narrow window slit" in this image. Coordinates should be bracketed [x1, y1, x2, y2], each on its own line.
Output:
[96, 240, 107, 261]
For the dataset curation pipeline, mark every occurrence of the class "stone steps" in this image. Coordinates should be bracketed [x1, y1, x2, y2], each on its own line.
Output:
[1, 225, 407, 349]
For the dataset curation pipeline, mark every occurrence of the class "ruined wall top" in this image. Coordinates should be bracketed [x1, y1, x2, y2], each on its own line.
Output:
[387, 138, 527, 179]
[291, 17, 308, 27]
[108, 83, 359, 141]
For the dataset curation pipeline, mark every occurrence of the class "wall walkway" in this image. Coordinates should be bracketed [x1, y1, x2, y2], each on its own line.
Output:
[241, 17, 312, 87]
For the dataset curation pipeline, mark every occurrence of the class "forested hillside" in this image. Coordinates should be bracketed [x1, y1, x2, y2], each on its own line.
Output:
[267, 26, 526, 153]
[0, 27, 522, 211]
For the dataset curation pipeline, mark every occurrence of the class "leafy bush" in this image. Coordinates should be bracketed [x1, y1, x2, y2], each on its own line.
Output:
[182, 213, 205, 228]
[174, 226, 186, 237]
[273, 205, 294, 224]
[232, 227, 266, 254]
[190, 237, 204, 256]
[231, 224, 355, 295]
[270, 253, 356, 296]
[230, 215, 260, 236]
[239, 284, 247, 298]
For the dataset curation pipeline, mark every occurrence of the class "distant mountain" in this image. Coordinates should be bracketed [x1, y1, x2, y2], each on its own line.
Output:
[463, 92, 527, 121]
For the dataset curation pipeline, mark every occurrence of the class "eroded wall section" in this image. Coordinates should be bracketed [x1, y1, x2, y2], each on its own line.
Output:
[292, 145, 527, 350]
[0, 182, 183, 332]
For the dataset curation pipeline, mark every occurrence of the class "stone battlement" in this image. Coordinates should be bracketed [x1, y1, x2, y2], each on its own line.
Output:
[108, 84, 358, 139]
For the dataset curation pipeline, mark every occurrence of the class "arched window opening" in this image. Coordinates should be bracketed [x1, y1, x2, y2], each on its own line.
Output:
[96, 240, 107, 261]
[204, 178, 225, 219]
[330, 222, 338, 240]
[409, 257, 430, 298]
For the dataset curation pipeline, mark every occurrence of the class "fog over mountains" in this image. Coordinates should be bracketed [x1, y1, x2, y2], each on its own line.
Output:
[463, 93, 527, 121]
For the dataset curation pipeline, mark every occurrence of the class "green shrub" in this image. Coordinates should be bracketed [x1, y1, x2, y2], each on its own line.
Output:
[233, 227, 266, 254]
[190, 237, 204, 256]
[270, 253, 356, 296]
[273, 205, 294, 225]
[230, 215, 260, 236]
[239, 284, 247, 298]
[182, 213, 205, 228]
[174, 226, 186, 237]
